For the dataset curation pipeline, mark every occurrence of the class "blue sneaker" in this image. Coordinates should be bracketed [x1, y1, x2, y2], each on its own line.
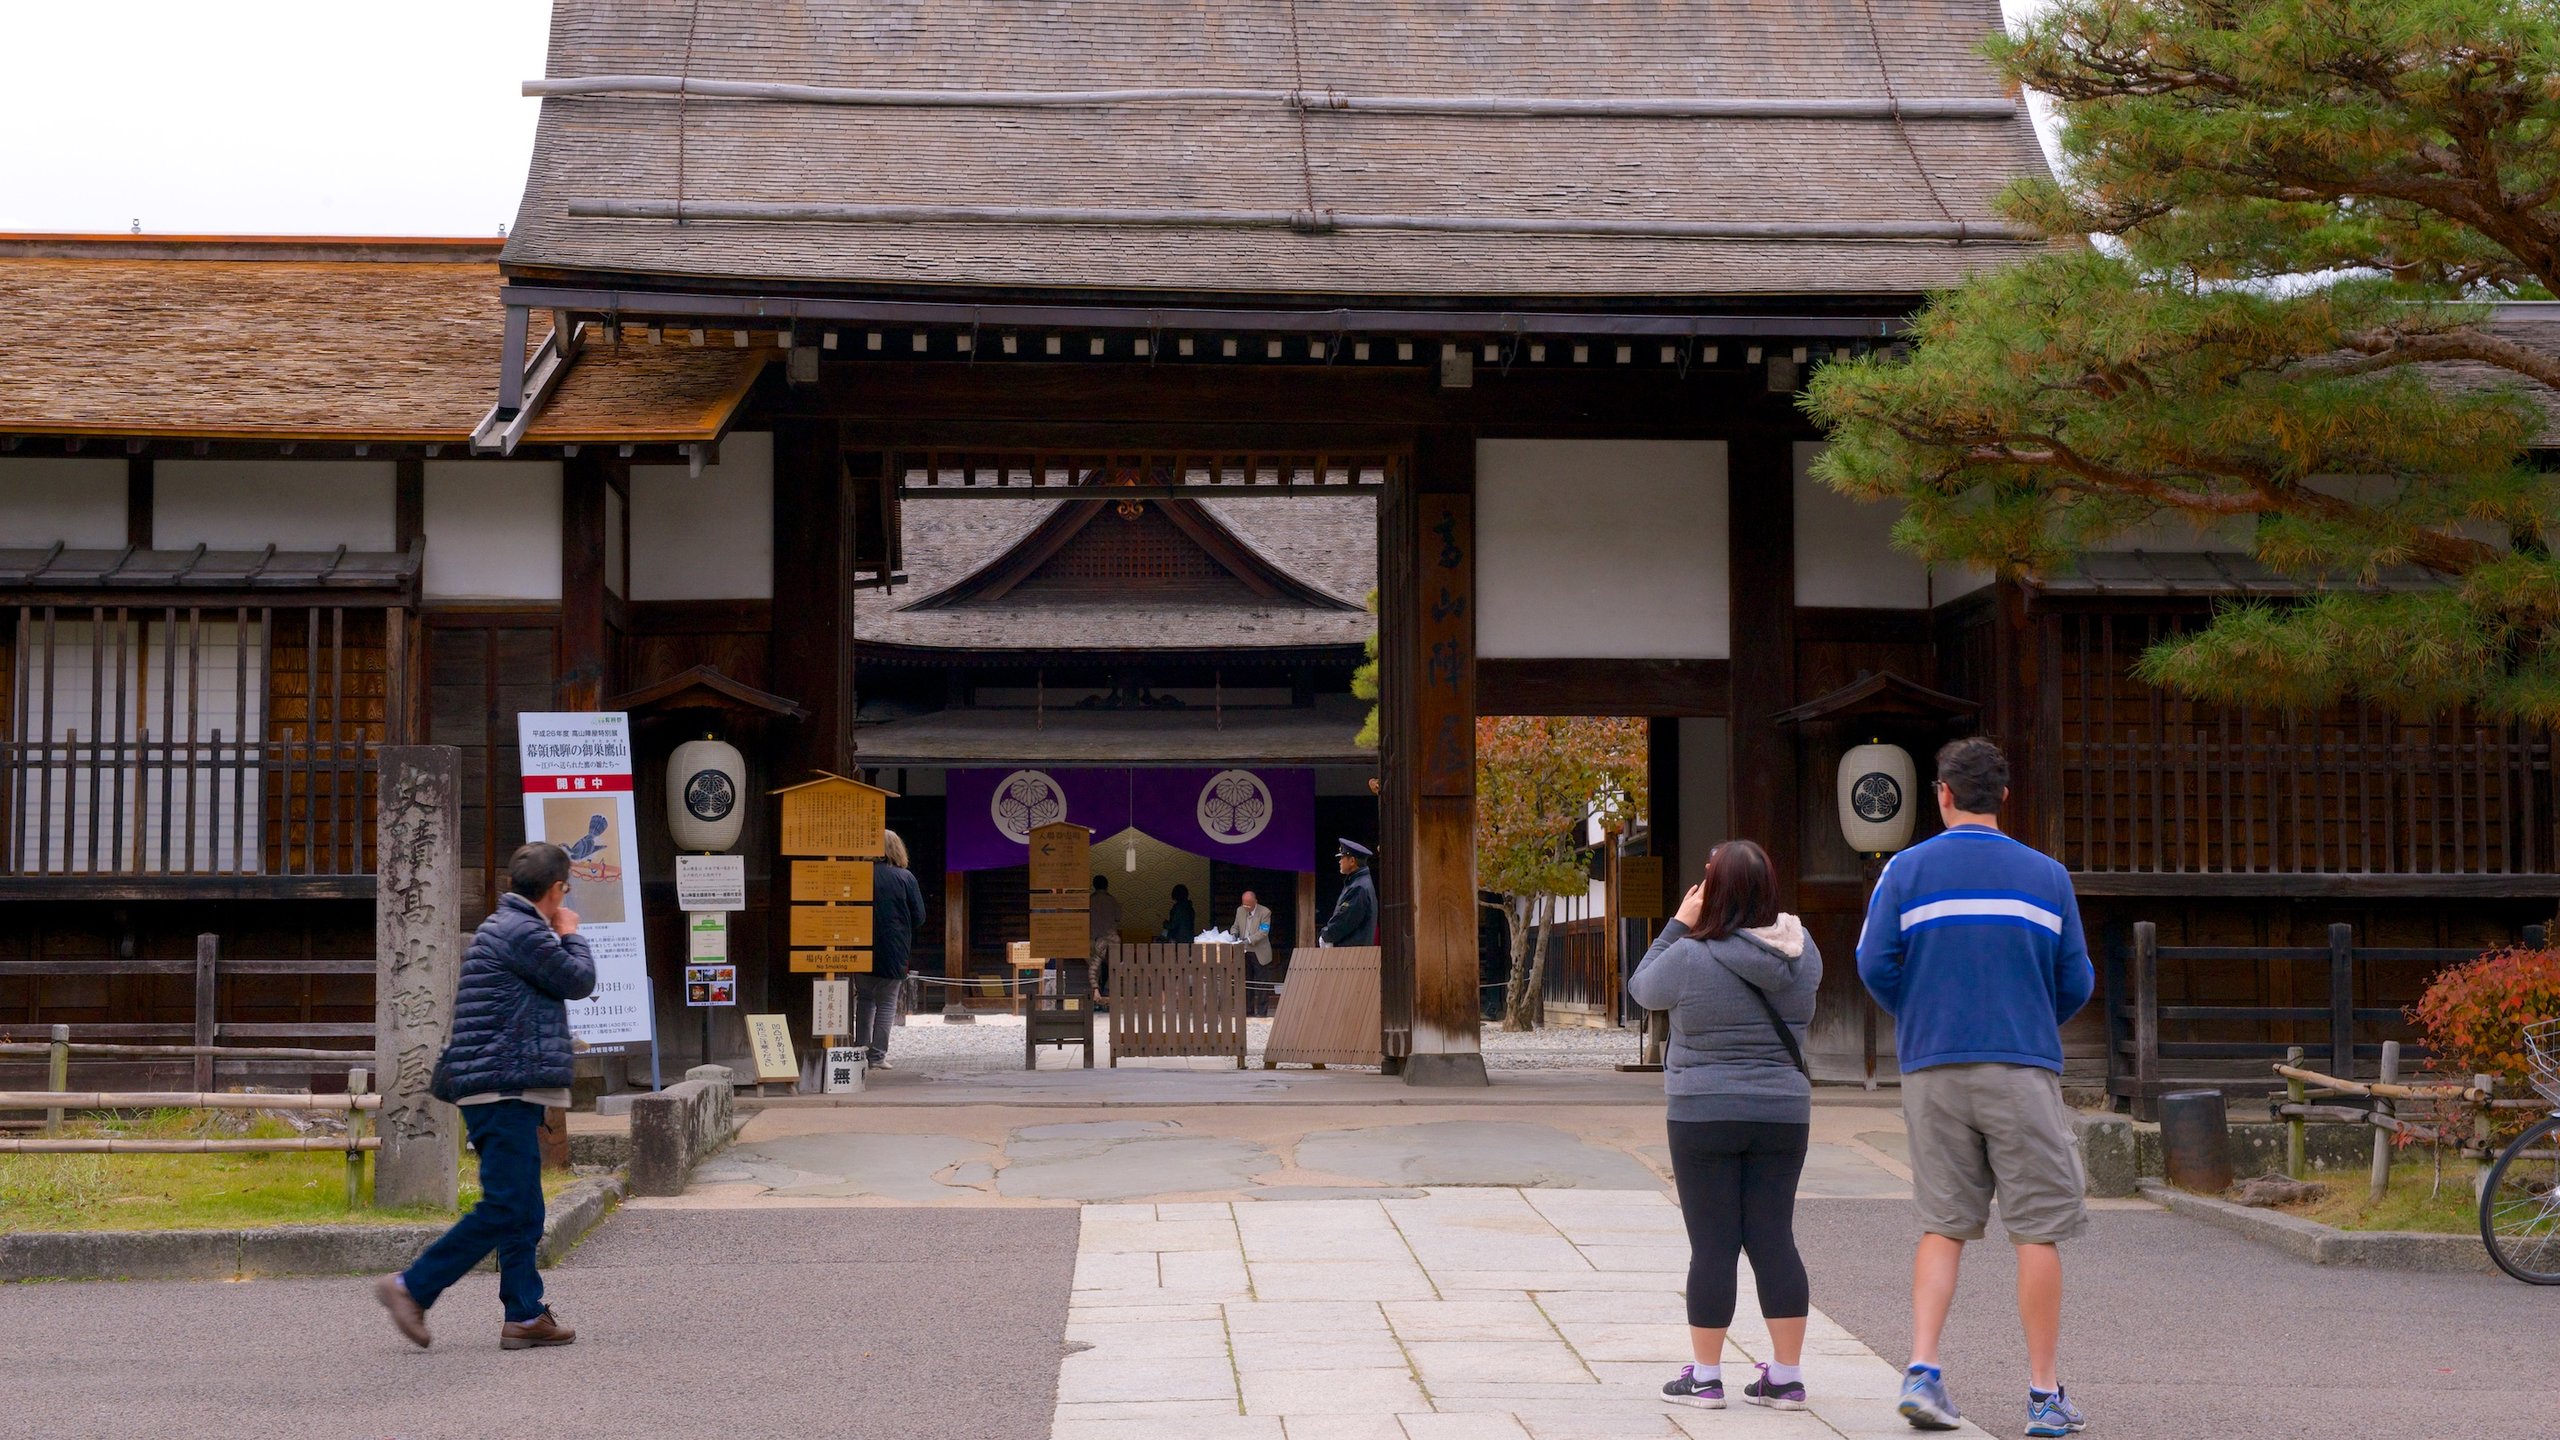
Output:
[2026, 1385, 2087, 1436]
[1661, 1365, 1724, 1409]
[1898, 1365, 1962, 1430]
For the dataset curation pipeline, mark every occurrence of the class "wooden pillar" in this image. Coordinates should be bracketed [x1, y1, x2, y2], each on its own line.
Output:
[558, 452, 612, 711]
[394, 456, 425, 553]
[945, 870, 970, 1006]
[1726, 434, 1800, 908]
[126, 455, 154, 549]
[1383, 428, 1486, 1086]
[1295, 869, 1318, 954]
[773, 419, 854, 776]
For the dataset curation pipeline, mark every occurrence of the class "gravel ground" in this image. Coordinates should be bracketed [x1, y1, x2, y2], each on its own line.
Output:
[873, 1006, 1644, 1074]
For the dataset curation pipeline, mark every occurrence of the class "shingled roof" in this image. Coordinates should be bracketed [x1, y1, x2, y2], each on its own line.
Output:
[505, 0, 2054, 301]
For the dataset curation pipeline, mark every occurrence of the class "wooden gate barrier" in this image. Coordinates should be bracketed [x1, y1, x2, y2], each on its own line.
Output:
[1108, 944, 1246, 1068]
[1263, 946, 1383, 1069]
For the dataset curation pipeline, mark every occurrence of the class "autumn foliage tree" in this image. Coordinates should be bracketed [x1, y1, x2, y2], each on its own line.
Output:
[1806, 0, 2560, 720]
[1477, 716, 1648, 1031]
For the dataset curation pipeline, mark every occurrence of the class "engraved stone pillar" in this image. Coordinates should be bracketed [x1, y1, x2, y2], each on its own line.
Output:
[374, 745, 463, 1210]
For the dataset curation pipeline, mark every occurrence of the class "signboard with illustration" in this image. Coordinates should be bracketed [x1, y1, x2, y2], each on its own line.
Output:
[517, 712, 656, 1050]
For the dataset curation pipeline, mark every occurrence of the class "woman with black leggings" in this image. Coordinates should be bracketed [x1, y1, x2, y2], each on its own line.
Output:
[1627, 839, 1821, 1412]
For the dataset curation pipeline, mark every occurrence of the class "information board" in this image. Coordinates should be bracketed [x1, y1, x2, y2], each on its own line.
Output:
[791, 860, 874, 903]
[744, 1014, 798, 1083]
[687, 912, 728, 960]
[789, 949, 873, 975]
[676, 854, 747, 911]
[788, 907, 874, 949]
[517, 712, 655, 1050]
[776, 774, 889, 857]
[1029, 910, 1090, 960]
[1028, 821, 1091, 894]
[1618, 856, 1667, 919]
[811, 978, 851, 1035]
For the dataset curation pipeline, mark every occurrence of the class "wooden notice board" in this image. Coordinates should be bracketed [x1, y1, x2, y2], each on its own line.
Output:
[1029, 910, 1090, 960]
[745, 1014, 798, 1083]
[773, 772, 893, 858]
[1028, 821, 1091, 893]
[792, 860, 874, 903]
[790, 949, 874, 975]
[1618, 856, 1667, 919]
[790, 906, 876, 949]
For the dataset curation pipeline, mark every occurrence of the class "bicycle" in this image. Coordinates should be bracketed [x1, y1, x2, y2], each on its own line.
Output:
[2480, 1017, 2560, 1284]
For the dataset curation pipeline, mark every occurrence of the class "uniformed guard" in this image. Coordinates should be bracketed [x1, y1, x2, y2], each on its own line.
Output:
[1319, 838, 1377, 947]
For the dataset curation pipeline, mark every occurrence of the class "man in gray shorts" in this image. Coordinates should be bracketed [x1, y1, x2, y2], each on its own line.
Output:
[1857, 739, 2095, 1437]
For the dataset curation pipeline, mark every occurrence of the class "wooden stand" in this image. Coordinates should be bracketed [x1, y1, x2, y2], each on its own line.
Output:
[773, 773, 894, 1083]
[1024, 822, 1096, 1069]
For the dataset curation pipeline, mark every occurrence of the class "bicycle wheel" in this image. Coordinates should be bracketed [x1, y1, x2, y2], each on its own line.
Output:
[2481, 1115, 2560, 1285]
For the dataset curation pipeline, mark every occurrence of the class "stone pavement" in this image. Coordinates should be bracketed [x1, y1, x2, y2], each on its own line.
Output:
[1054, 1187, 1980, 1440]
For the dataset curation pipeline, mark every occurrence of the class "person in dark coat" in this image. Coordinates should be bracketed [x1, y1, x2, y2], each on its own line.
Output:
[1159, 883, 1199, 942]
[1320, 839, 1377, 946]
[376, 842, 595, 1352]
[859, 830, 929, 1070]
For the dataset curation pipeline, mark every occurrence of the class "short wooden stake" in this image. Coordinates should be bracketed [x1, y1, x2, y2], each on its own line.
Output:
[345, 1068, 371, 1209]
[2284, 1045, 2306, 1180]
[2369, 1040, 2400, 1205]
[46, 1024, 69, 1136]
[2474, 1073, 2497, 1193]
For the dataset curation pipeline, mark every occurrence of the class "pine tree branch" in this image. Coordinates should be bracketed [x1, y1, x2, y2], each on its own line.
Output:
[2298, 329, 2560, 392]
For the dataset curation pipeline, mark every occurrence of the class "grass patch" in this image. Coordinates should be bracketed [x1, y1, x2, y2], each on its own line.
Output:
[2, 1109, 580, 1233]
[2276, 1159, 2482, 1234]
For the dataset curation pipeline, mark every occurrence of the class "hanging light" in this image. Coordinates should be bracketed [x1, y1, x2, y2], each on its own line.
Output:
[1124, 834, 1139, 873]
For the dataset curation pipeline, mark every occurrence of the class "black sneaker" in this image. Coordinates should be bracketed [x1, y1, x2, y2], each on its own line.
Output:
[1743, 1362, 1808, 1411]
[1662, 1365, 1725, 1409]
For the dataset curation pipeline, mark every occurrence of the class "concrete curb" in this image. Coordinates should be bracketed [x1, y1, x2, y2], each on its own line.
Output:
[2136, 1179, 2491, 1273]
[0, 1170, 628, 1284]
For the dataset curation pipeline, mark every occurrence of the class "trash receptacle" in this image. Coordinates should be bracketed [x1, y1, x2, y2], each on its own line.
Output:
[2158, 1089, 2234, 1194]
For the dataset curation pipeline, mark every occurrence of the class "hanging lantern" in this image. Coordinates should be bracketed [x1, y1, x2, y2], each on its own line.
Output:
[668, 735, 747, 852]
[1837, 741, 1918, 855]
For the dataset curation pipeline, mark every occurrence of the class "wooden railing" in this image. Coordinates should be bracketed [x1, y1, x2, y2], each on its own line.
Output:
[1, 732, 375, 879]
[0, 934, 373, 1089]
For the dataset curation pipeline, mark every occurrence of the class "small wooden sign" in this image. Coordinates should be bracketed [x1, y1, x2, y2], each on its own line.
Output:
[1619, 856, 1667, 918]
[811, 979, 851, 1035]
[791, 859, 874, 903]
[1029, 910, 1090, 960]
[789, 905, 874, 948]
[789, 949, 874, 974]
[1027, 820, 1092, 893]
[744, 1014, 798, 1083]
[773, 772, 894, 858]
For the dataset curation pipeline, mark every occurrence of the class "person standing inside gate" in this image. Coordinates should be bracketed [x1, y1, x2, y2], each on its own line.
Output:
[376, 842, 592, 1352]
[1319, 839, 1376, 947]
[859, 829, 928, 1072]
[1857, 737, 2095, 1437]
[1232, 888, 1274, 1013]
[1629, 840, 1821, 1414]
[1089, 874, 1123, 996]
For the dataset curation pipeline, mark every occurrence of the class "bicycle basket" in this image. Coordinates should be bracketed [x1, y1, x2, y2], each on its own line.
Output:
[2527, 1018, 2560, 1106]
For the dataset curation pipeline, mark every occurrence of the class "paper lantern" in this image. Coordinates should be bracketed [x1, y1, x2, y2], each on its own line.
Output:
[1837, 742, 1918, 855]
[668, 737, 747, 853]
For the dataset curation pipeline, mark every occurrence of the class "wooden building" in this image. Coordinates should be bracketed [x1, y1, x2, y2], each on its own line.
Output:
[7, 2, 2555, 1093]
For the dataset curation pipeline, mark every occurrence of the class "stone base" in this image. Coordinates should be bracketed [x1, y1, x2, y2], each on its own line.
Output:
[1401, 1052, 1491, 1088]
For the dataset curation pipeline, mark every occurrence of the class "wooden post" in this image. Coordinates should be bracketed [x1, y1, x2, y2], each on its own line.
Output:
[943, 869, 970, 1020]
[345, 1067, 370, 1209]
[1295, 870, 1318, 956]
[2370, 1039, 2400, 1204]
[2474, 1073, 2497, 1177]
[2285, 1044, 2307, 1180]
[1726, 433, 1800, 910]
[193, 933, 218, 1093]
[373, 745, 463, 1210]
[2328, 922, 2357, 1083]
[45, 1024, 68, 1136]
[557, 453, 611, 710]
[2132, 921, 2160, 1123]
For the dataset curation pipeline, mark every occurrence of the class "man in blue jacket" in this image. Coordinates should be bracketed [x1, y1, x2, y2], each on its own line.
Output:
[375, 842, 596, 1351]
[1857, 738, 2094, 1438]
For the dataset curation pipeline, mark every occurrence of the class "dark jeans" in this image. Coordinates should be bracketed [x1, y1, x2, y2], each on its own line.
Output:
[402, 1099, 547, 1322]
[854, 973, 902, 1062]
[1667, 1118, 1811, 1329]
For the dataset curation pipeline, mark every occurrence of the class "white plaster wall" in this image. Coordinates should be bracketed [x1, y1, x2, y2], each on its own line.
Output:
[1674, 717, 1730, 890]
[629, 431, 774, 601]
[153, 461, 395, 551]
[0, 458, 128, 546]
[1793, 441, 1932, 609]
[422, 461, 563, 600]
[1476, 440, 1728, 659]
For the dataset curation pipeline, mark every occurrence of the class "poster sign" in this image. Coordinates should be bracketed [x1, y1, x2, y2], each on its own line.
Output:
[684, 965, 737, 1006]
[518, 712, 654, 1049]
[745, 1014, 798, 1083]
[688, 912, 728, 960]
[676, 854, 747, 911]
[1618, 856, 1666, 919]
[822, 1047, 866, 1093]
[811, 979, 851, 1035]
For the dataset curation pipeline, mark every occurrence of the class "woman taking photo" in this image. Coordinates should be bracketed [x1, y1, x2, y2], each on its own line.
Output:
[1627, 839, 1820, 1412]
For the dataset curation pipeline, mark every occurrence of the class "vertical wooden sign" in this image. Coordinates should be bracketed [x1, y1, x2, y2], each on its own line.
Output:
[1415, 492, 1474, 798]
[1027, 821, 1092, 962]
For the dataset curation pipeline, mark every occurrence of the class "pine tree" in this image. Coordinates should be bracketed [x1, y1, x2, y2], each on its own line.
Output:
[1806, 0, 2560, 718]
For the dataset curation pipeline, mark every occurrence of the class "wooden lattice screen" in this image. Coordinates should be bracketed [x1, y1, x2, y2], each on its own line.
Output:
[1108, 943, 1248, 1068]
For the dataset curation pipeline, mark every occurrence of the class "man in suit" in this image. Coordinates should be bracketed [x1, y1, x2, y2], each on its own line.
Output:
[1320, 839, 1377, 948]
[1232, 888, 1275, 1014]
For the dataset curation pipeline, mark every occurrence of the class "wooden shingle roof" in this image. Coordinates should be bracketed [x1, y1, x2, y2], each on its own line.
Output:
[504, 0, 2055, 301]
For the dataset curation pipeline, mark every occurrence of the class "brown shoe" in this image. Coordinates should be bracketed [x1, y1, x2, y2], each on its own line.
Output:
[374, 1274, 430, 1349]
[500, 1307, 576, 1350]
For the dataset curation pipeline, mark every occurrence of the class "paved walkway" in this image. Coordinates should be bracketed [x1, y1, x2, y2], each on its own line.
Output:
[1055, 1187, 1977, 1440]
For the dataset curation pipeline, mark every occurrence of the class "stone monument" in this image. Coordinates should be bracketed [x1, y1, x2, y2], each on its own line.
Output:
[374, 745, 463, 1209]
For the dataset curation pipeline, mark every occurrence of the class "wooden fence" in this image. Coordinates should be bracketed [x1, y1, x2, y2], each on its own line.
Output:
[0, 932, 373, 1091]
[1108, 943, 1247, 1068]
[2110, 920, 2543, 1117]
[1263, 946, 1383, 1069]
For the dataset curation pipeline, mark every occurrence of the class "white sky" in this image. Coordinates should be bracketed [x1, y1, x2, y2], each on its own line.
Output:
[0, 1, 2054, 238]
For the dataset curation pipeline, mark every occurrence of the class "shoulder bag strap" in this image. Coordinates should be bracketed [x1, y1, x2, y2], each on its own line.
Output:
[1710, 952, 1812, 1081]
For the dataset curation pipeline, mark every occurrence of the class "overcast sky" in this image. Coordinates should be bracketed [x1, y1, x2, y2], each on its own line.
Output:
[0, 2, 2050, 238]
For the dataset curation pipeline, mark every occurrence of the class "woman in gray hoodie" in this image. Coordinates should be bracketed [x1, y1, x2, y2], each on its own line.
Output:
[1626, 839, 1820, 1413]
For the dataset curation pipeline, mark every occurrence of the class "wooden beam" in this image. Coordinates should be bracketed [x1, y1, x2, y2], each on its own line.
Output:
[557, 452, 612, 710]
[126, 454, 153, 548]
[1727, 434, 1799, 907]
[394, 456, 425, 553]
[1476, 658, 1730, 717]
[1397, 427, 1486, 1086]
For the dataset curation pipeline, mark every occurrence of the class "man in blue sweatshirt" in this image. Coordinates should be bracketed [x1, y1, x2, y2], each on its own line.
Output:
[1857, 738, 2094, 1438]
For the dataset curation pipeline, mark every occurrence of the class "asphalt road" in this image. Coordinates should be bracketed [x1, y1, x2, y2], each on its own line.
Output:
[0, 1208, 1078, 1440]
[1795, 1199, 2560, 1440]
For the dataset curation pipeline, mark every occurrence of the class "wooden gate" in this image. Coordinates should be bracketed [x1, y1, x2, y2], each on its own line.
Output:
[1108, 944, 1246, 1068]
[1263, 946, 1383, 1069]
